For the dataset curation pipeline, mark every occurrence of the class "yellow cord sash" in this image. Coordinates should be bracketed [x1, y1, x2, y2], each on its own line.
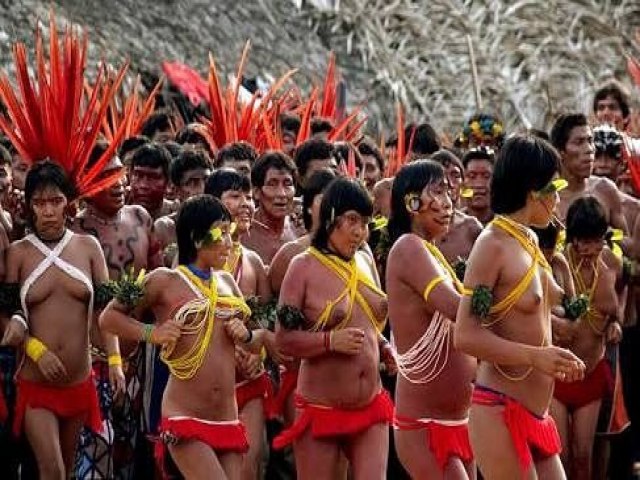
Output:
[422, 240, 465, 296]
[479, 215, 552, 326]
[160, 265, 251, 380]
[307, 247, 387, 333]
[567, 245, 605, 336]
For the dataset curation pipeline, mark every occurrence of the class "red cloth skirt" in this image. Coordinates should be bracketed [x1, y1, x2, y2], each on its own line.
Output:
[472, 385, 561, 474]
[393, 414, 473, 470]
[235, 372, 274, 418]
[270, 366, 298, 418]
[553, 358, 613, 411]
[273, 389, 394, 450]
[155, 416, 249, 479]
[13, 374, 102, 436]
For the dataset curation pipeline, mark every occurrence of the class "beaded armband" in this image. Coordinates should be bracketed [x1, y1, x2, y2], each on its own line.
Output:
[469, 285, 493, 319]
[562, 294, 589, 321]
[277, 304, 306, 331]
[0, 282, 20, 315]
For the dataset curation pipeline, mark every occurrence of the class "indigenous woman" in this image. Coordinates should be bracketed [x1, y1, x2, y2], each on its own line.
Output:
[386, 160, 476, 479]
[4, 161, 120, 479]
[274, 178, 393, 480]
[100, 195, 264, 479]
[454, 134, 586, 479]
[205, 168, 274, 480]
[551, 196, 623, 480]
[268, 169, 336, 424]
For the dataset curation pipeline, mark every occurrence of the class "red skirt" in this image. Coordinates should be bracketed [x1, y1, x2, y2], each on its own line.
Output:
[394, 414, 473, 470]
[472, 385, 561, 474]
[13, 375, 102, 436]
[270, 366, 298, 418]
[273, 389, 394, 450]
[235, 372, 274, 418]
[155, 416, 249, 479]
[553, 358, 613, 411]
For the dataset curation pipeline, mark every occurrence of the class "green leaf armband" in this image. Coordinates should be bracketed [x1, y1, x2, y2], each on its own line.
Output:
[0, 283, 21, 315]
[94, 282, 117, 310]
[112, 269, 146, 309]
[277, 304, 306, 331]
[246, 297, 277, 331]
[562, 294, 589, 321]
[470, 285, 493, 319]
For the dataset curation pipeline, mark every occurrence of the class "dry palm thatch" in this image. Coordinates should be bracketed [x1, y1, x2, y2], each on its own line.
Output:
[300, 0, 640, 136]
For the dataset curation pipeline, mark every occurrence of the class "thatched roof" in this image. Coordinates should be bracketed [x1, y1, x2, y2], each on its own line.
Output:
[0, 0, 638, 137]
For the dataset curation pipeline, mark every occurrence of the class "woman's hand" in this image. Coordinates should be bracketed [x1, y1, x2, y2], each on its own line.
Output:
[263, 330, 292, 364]
[531, 345, 585, 382]
[606, 321, 623, 344]
[331, 328, 365, 355]
[36, 350, 68, 383]
[150, 322, 182, 346]
[380, 342, 398, 375]
[1, 317, 27, 347]
[109, 364, 126, 398]
[225, 318, 250, 344]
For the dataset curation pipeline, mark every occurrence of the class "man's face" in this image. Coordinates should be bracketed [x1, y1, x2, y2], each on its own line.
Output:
[129, 165, 167, 211]
[89, 167, 126, 216]
[464, 159, 492, 210]
[444, 162, 463, 205]
[562, 125, 594, 180]
[593, 152, 622, 182]
[595, 96, 626, 131]
[177, 168, 210, 201]
[256, 168, 295, 219]
[221, 159, 252, 178]
[304, 158, 337, 186]
[360, 155, 382, 191]
[282, 130, 297, 156]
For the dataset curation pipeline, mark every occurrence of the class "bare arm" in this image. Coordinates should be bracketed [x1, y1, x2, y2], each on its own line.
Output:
[275, 256, 328, 359]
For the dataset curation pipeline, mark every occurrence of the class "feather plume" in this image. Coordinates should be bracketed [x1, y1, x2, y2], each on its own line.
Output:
[0, 11, 129, 198]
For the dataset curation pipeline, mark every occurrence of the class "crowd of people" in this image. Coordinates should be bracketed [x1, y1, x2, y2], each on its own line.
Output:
[0, 14, 639, 480]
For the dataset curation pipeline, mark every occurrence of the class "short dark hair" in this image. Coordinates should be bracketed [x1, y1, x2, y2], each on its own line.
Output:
[532, 223, 559, 250]
[162, 141, 183, 160]
[280, 113, 301, 134]
[175, 123, 213, 157]
[357, 138, 385, 171]
[431, 149, 463, 178]
[593, 79, 630, 119]
[86, 141, 114, 170]
[170, 149, 211, 186]
[118, 135, 150, 161]
[25, 160, 76, 229]
[461, 147, 495, 169]
[528, 129, 550, 141]
[0, 144, 12, 168]
[408, 123, 440, 156]
[388, 160, 445, 242]
[293, 138, 334, 179]
[216, 141, 258, 168]
[205, 168, 251, 199]
[251, 151, 297, 188]
[310, 117, 334, 136]
[0, 135, 16, 155]
[566, 196, 608, 243]
[550, 113, 588, 152]
[302, 169, 336, 231]
[491, 134, 560, 214]
[130, 143, 172, 178]
[312, 178, 373, 251]
[176, 194, 232, 265]
[140, 109, 173, 138]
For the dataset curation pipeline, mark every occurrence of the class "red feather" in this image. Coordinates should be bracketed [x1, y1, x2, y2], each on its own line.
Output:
[627, 56, 640, 88]
[0, 11, 129, 198]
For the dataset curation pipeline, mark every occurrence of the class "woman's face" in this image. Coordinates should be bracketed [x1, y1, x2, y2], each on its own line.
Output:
[530, 177, 560, 228]
[327, 209, 370, 259]
[198, 220, 234, 270]
[414, 178, 453, 239]
[220, 189, 254, 234]
[30, 185, 68, 240]
[572, 237, 605, 262]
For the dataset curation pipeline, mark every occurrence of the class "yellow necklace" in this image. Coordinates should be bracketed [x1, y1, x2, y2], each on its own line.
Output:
[567, 245, 605, 335]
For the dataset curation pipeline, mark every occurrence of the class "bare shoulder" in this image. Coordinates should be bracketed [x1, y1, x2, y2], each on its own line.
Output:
[601, 246, 622, 272]
[125, 204, 153, 227]
[551, 252, 571, 275]
[388, 232, 423, 261]
[154, 214, 175, 229]
[71, 231, 103, 251]
[468, 226, 505, 261]
[592, 176, 620, 198]
[144, 267, 176, 290]
[461, 213, 483, 235]
[243, 246, 267, 270]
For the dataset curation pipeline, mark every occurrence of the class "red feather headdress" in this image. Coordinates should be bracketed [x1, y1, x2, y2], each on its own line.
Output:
[0, 12, 131, 198]
[385, 102, 415, 177]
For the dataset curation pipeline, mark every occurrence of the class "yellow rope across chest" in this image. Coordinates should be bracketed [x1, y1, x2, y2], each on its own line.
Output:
[567, 246, 605, 336]
[160, 266, 251, 380]
[308, 247, 387, 333]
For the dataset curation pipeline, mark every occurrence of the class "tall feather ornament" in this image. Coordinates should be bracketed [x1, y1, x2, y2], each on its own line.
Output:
[0, 12, 131, 199]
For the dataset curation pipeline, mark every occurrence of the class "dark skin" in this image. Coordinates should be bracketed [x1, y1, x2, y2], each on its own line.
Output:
[435, 210, 482, 266]
[128, 164, 176, 220]
[4, 185, 121, 480]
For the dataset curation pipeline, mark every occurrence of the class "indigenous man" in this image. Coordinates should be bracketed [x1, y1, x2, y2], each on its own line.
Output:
[242, 152, 299, 265]
[550, 114, 627, 233]
[293, 138, 337, 190]
[128, 143, 176, 220]
[71, 143, 162, 479]
[461, 147, 495, 225]
[216, 142, 258, 179]
[356, 138, 385, 193]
